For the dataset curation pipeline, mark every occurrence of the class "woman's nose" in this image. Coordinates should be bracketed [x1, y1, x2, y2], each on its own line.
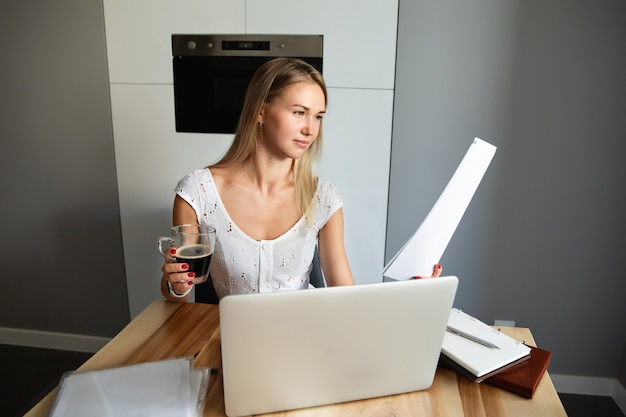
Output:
[302, 119, 315, 136]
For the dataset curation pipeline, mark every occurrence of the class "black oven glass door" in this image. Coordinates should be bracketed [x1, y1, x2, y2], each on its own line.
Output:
[173, 55, 322, 134]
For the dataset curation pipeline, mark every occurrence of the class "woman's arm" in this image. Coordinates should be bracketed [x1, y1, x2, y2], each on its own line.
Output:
[160, 196, 200, 302]
[317, 208, 355, 286]
[317, 207, 442, 286]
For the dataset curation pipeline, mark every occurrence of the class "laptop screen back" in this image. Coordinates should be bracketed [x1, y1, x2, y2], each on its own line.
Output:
[219, 276, 458, 416]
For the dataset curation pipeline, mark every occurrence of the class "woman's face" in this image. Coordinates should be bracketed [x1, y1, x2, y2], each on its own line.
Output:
[258, 82, 326, 160]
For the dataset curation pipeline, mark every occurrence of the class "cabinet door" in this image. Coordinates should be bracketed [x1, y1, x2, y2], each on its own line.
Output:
[103, 0, 245, 84]
[246, 0, 398, 89]
[319, 88, 394, 283]
[110, 83, 234, 316]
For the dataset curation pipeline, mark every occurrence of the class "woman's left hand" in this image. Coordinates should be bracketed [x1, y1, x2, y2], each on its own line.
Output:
[412, 264, 442, 279]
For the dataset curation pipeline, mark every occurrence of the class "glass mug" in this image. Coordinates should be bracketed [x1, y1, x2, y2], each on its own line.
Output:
[157, 224, 216, 284]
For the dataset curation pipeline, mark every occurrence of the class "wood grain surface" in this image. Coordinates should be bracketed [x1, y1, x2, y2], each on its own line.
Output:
[25, 301, 566, 417]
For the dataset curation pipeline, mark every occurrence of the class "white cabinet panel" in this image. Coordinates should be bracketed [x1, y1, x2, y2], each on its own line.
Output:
[320, 88, 393, 284]
[246, 0, 398, 89]
[110, 83, 233, 317]
[103, 0, 245, 84]
[104, 1, 398, 316]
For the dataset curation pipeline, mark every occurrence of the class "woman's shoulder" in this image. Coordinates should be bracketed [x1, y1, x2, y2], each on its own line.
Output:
[177, 168, 212, 185]
[175, 169, 214, 198]
[316, 177, 342, 197]
[207, 165, 233, 183]
[313, 177, 343, 218]
[308, 177, 343, 228]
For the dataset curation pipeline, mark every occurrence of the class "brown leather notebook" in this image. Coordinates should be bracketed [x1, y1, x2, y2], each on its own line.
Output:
[484, 345, 552, 398]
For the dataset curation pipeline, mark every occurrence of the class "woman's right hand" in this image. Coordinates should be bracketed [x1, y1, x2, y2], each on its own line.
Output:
[161, 247, 195, 297]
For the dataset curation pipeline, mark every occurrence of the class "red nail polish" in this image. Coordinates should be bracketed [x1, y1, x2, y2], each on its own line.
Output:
[182, 263, 189, 270]
[412, 276, 422, 280]
[187, 281, 194, 286]
[436, 264, 442, 269]
[187, 272, 196, 278]
[171, 248, 177, 255]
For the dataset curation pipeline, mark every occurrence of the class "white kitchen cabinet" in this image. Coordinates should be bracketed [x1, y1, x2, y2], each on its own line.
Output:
[109, 83, 233, 316]
[103, 0, 245, 84]
[103, 0, 398, 316]
[246, 0, 398, 89]
[320, 88, 394, 284]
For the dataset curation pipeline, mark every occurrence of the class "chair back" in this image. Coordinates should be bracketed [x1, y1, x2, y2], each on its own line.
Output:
[308, 245, 326, 288]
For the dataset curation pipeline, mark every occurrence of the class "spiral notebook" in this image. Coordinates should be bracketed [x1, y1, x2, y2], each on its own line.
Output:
[440, 308, 531, 382]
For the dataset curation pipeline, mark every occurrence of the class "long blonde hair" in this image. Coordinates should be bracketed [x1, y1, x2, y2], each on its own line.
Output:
[211, 58, 327, 221]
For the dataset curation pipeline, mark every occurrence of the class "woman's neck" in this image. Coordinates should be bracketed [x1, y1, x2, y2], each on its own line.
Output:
[245, 154, 294, 193]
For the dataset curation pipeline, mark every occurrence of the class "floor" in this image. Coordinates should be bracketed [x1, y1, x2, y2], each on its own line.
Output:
[1, 344, 92, 416]
[1, 344, 624, 417]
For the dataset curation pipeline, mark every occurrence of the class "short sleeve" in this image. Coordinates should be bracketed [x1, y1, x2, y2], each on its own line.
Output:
[174, 169, 217, 224]
[311, 179, 343, 231]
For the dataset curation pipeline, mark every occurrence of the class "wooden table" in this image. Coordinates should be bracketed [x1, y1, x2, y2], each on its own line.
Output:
[25, 300, 567, 417]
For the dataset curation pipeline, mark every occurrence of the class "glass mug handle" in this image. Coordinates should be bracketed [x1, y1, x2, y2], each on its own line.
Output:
[157, 236, 175, 256]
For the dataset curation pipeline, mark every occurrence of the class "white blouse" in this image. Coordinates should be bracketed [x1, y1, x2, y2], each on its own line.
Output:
[175, 169, 342, 299]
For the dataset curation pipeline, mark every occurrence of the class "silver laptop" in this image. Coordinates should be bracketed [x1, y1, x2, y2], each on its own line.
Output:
[219, 276, 458, 416]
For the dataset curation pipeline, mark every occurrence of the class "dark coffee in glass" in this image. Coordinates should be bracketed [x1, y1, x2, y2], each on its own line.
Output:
[175, 243, 213, 283]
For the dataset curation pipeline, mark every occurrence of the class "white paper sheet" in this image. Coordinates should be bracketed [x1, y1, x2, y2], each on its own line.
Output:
[383, 138, 497, 280]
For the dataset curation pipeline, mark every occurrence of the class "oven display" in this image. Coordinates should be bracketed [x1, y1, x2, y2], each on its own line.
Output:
[222, 41, 270, 51]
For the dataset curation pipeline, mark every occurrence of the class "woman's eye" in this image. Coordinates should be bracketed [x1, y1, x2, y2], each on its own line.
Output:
[294, 111, 305, 116]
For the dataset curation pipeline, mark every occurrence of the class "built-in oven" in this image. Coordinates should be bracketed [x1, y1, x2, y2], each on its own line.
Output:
[172, 34, 323, 134]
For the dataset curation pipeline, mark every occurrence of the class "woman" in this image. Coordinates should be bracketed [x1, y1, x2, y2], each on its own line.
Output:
[161, 58, 440, 302]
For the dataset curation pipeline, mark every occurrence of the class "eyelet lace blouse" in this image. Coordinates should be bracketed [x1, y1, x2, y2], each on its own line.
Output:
[175, 168, 342, 299]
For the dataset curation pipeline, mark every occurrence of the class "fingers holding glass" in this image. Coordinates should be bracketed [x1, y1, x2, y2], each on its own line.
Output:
[158, 224, 216, 285]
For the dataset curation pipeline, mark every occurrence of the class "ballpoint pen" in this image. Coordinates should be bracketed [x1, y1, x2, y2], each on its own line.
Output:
[446, 326, 500, 349]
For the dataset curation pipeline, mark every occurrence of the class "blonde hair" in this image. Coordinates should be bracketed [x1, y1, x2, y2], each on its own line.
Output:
[212, 58, 327, 221]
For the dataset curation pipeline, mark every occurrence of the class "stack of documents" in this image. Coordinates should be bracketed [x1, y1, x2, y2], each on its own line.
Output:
[383, 138, 497, 280]
[440, 308, 531, 382]
[49, 357, 210, 417]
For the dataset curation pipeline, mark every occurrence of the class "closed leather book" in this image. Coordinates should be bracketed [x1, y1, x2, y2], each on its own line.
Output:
[484, 345, 552, 398]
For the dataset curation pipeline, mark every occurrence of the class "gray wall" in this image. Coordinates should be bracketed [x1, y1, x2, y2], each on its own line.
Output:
[390, 0, 626, 377]
[621, 345, 626, 386]
[0, 1, 129, 337]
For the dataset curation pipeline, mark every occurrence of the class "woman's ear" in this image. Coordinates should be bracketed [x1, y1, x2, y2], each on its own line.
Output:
[257, 101, 270, 123]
